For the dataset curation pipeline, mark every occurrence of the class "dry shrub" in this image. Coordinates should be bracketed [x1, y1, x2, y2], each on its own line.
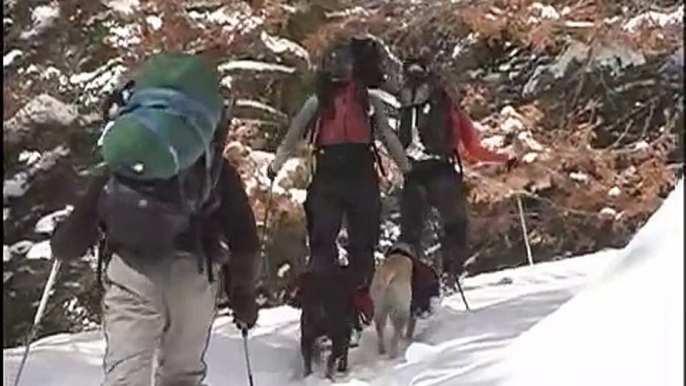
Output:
[3, 75, 30, 120]
[463, 94, 678, 266]
[137, 1, 202, 55]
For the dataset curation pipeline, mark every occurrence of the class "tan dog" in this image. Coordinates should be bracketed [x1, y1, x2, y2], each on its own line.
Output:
[370, 243, 416, 358]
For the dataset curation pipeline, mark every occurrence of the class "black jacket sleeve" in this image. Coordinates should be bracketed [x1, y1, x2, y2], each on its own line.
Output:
[216, 160, 261, 292]
[50, 173, 109, 261]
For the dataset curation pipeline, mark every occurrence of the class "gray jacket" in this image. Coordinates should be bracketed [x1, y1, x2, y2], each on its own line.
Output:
[272, 92, 410, 174]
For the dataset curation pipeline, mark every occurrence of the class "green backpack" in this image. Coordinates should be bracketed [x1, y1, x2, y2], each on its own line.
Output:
[100, 52, 224, 180]
[97, 52, 229, 252]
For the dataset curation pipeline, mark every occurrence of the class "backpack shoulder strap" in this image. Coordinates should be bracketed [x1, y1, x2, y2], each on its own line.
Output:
[364, 86, 388, 178]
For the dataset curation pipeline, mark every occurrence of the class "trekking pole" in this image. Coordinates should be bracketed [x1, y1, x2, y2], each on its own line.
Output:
[515, 195, 534, 266]
[426, 210, 471, 312]
[241, 328, 256, 386]
[454, 273, 471, 312]
[12, 258, 62, 386]
[261, 177, 276, 289]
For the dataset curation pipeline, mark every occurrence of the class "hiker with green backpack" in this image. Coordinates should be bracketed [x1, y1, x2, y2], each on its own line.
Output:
[50, 52, 260, 386]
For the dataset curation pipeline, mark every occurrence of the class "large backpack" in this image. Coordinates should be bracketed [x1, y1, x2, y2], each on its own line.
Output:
[349, 37, 386, 89]
[97, 52, 229, 253]
[397, 74, 464, 172]
[307, 38, 386, 140]
[304, 42, 386, 175]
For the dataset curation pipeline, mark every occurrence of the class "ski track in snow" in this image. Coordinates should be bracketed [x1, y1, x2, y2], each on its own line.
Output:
[3, 180, 682, 386]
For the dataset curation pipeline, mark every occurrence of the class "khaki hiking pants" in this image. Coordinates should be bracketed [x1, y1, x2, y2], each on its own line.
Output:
[102, 252, 219, 386]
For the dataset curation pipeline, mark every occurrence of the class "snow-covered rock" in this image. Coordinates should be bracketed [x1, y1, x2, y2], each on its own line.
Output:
[34, 206, 74, 235]
[218, 60, 296, 74]
[145, 15, 162, 30]
[528, 2, 561, 24]
[9, 240, 33, 257]
[260, 31, 311, 68]
[18, 150, 42, 166]
[4, 95, 78, 145]
[523, 41, 646, 96]
[623, 6, 684, 32]
[103, 21, 142, 49]
[187, 5, 263, 35]
[27, 240, 52, 260]
[103, 0, 141, 16]
[599, 206, 618, 220]
[4, 146, 70, 201]
[69, 59, 128, 107]
[3, 245, 11, 263]
[20, 2, 60, 40]
[235, 99, 288, 122]
[3, 49, 22, 68]
[608, 187, 621, 197]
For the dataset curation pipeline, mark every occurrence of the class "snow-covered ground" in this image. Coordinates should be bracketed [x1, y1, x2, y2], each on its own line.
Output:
[4, 180, 682, 386]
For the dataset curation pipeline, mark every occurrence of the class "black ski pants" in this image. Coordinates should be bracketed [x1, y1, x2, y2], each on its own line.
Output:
[304, 145, 381, 288]
[399, 160, 469, 276]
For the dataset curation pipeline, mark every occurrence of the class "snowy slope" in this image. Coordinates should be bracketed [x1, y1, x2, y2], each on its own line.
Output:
[494, 178, 684, 386]
[4, 180, 682, 386]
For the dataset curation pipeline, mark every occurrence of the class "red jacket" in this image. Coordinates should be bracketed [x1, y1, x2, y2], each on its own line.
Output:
[449, 104, 508, 164]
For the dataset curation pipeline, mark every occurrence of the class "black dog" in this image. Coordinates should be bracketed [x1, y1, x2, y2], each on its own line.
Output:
[298, 268, 357, 379]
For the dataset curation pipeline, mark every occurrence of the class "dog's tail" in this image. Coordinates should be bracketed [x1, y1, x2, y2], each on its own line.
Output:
[371, 265, 406, 321]
[371, 265, 398, 301]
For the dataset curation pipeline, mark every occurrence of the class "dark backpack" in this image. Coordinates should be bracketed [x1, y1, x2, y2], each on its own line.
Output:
[350, 37, 386, 89]
[397, 78, 463, 170]
[98, 145, 225, 253]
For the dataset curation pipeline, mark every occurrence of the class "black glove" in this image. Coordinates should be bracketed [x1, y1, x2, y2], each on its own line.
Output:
[267, 164, 277, 180]
[229, 286, 258, 330]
